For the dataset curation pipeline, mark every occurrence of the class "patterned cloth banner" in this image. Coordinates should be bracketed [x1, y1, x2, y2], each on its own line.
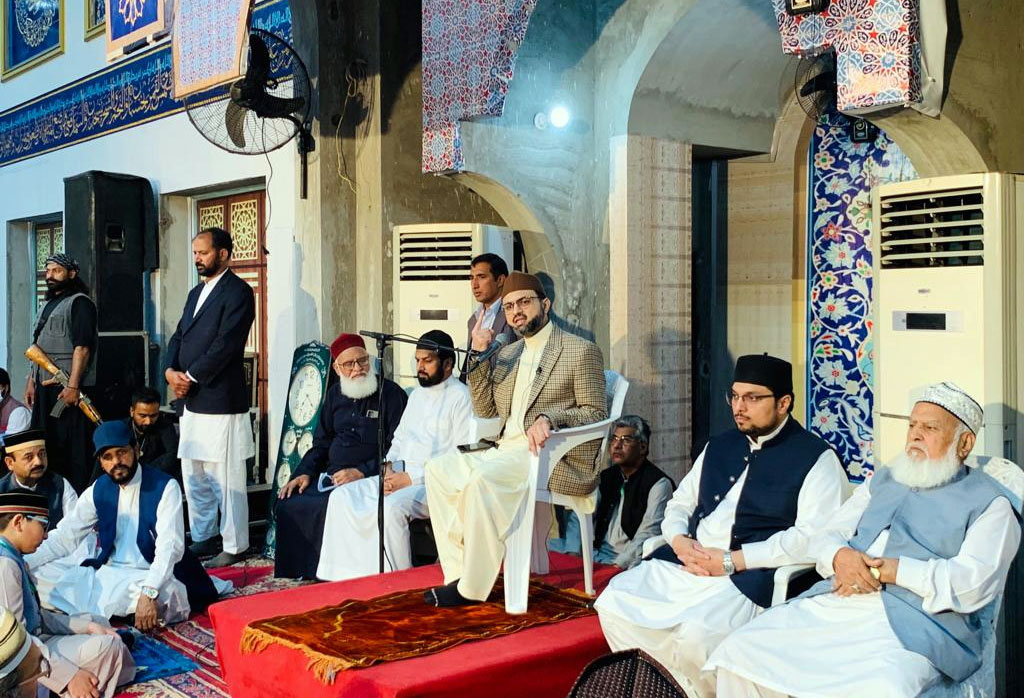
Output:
[172, 0, 253, 99]
[421, 0, 538, 173]
[769, 0, 923, 114]
[806, 108, 916, 480]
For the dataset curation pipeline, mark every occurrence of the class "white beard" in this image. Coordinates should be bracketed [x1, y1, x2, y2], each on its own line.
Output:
[885, 442, 964, 489]
[339, 367, 378, 400]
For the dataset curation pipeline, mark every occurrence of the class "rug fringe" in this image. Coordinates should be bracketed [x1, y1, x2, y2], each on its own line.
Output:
[240, 626, 352, 684]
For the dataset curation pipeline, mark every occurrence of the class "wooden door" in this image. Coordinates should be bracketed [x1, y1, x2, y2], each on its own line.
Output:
[194, 192, 269, 485]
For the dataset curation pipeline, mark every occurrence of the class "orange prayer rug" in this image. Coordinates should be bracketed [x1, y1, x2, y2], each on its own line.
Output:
[239, 579, 595, 684]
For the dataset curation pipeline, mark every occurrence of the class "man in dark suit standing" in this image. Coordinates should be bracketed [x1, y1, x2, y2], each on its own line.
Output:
[165, 227, 255, 567]
[460, 254, 515, 380]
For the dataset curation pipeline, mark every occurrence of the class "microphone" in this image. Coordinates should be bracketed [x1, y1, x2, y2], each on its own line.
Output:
[471, 334, 511, 364]
[359, 330, 389, 341]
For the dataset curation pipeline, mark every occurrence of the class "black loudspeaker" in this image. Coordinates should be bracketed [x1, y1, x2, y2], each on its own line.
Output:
[63, 171, 157, 332]
[63, 171, 157, 419]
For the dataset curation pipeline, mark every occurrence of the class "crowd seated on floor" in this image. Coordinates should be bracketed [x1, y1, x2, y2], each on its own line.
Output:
[1, 253, 1021, 697]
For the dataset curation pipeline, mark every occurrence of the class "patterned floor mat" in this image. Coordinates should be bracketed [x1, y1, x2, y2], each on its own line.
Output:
[115, 560, 313, 697]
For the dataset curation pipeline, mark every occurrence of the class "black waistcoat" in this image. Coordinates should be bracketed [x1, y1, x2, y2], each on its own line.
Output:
[593, 459, 672, 547]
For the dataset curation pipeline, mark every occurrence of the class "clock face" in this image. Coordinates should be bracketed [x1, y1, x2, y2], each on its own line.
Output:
[288, 364, 323, 427]
[297, 431, 314, 458]
[281, 428, 298, 456]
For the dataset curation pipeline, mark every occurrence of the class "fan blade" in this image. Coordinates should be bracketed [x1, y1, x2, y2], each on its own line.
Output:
[247, 34, 272, 87]
[800, 71, 836, 97]
[225, 99, 248, 148]
[249, 93, 306, 120]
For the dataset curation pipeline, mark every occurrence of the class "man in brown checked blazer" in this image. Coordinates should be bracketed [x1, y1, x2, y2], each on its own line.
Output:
[423, 272, 607, 607]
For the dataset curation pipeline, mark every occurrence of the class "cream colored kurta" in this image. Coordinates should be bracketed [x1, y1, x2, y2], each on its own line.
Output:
[425, 322, 553, 601]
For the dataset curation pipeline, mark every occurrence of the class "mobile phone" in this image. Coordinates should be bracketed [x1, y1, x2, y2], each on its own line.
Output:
[457, 440, 496, 453]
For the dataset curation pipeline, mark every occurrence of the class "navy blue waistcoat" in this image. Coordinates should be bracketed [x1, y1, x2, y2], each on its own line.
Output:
[689, 418, 830, 607]
[0, 470, 65, 529]
[86, 467, 218, 612]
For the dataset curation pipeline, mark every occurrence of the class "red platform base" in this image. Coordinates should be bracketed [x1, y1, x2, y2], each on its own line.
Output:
[209, 553, 618, 697]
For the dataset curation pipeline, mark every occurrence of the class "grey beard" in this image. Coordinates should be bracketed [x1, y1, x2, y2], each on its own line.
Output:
[339, 370, 378, 400]
[885, 444, 963, 489]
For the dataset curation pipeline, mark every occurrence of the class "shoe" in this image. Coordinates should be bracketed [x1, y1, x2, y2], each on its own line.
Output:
[189, 538, 220, 558]
[204, 550, 247, 568]
[423, 580, 478, 607]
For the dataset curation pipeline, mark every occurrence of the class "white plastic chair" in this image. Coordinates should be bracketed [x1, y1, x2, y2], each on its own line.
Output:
[498, 369, 630, 614]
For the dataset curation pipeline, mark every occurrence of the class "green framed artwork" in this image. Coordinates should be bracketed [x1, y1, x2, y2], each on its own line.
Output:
[84, 0, 103, 39]
[1, 0, 65, 80]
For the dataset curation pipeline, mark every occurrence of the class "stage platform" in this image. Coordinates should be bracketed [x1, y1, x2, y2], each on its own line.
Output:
[209, 552, 619, 697]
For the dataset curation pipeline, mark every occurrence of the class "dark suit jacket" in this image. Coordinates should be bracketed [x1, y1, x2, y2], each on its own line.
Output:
[165, 269, 255, 415]
[460, 304, 515, 380]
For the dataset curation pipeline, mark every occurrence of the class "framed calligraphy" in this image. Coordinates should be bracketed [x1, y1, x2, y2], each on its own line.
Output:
[84, 0, 104, 39]
[105, 0, 166, 59]
[1, 0, 64, 80]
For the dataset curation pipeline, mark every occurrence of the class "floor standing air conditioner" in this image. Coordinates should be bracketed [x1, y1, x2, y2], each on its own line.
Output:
[392, 223, 515, 388]
[872, 173, 1024, 464]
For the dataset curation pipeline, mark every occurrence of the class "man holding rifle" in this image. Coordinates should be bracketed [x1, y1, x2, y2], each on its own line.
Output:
[23, 254, 98, 494]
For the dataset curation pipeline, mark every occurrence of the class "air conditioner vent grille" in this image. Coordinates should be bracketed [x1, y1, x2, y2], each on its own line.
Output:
[878, 186, 984, 269]
[398, 233, 473, 281]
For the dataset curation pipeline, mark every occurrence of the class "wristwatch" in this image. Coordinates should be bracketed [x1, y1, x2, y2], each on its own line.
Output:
[140, 586, 159, 600]
[722, 550, 735, 576]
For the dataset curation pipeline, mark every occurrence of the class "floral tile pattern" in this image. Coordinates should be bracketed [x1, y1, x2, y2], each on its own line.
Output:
[770, 0, 923, 113]
[806, 108, 916, 480]
[421, 0, 538, 173]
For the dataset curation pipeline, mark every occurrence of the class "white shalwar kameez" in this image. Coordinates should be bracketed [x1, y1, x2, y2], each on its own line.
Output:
[595, 418, 846, 698]
[316, 374, 473, 581]
[706, 476, 1021, 698]
[16, 473, 95, 609]
[26, 467, 210, 623]
[178, 268, 255, 555]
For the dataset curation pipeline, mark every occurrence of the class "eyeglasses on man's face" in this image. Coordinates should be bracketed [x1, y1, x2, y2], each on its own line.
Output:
[26, 515, 49, 528]
[336, 355, 371, 372]
[502, 296, 540, 313]
[725, 391, 776, 407]
[610, 434, 638, 446]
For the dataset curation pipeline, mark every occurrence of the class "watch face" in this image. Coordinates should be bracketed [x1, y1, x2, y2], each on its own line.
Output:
[281, 428, 298, 456]
[297, 431, 314, 458]
[287, 364, 323, 427]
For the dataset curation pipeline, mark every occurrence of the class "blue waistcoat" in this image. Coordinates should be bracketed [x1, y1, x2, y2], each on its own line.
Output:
[803, 466, 1016, 681]
[87, 467, 219, 612]
[0, 537, 41, 634]
[690, 418, 830, 607]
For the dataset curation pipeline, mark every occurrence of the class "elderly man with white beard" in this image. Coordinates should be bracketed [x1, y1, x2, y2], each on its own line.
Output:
[707, 382, 1023, 698]
[273, 334, 407, 579]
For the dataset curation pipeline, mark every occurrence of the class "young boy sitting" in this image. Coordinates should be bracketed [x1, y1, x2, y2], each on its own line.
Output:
[0, 490, 134, 698]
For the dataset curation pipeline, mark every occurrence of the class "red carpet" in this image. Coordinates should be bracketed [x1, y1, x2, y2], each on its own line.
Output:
[210, 553, 619, 698]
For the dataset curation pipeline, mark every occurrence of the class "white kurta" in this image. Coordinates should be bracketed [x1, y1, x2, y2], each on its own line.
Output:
[316, 375, 473, 581]
[707, 475, 1022, 698]
[426, 321, 553, 601]
[17, 473, 94, 609]
[178, 267, 255, 555]
[595, 418, 847, 698]
[27, 467, 195, 623]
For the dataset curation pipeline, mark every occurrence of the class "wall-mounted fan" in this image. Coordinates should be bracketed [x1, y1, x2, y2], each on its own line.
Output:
[184, 29, 316, 198]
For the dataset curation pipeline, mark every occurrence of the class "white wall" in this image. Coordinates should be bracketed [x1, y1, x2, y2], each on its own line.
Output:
[0, 109, 312, 465]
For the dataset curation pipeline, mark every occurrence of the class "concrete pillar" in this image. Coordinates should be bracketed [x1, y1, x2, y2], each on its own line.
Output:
[609, 135, 693, 481]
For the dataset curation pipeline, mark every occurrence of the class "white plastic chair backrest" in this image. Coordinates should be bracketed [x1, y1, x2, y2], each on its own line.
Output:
[605, 370, 628, 420]
[964, 455, 1024, 514]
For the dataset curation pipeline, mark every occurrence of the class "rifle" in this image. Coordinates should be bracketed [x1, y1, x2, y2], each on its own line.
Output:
[24, 344, 103, 425]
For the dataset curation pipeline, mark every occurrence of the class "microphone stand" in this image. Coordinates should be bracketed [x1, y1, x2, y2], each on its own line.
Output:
[359, 330, 472, 574]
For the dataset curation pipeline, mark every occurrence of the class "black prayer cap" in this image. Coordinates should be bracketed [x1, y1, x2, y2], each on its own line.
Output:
[417, 330, 456, 366]
[0, 490, 49, 518]
[733, 353, 793, 397]
[1, 429, 46, 455]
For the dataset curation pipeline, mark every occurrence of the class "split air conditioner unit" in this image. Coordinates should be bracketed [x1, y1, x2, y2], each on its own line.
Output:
[391, 223, 515, 388]
[872, 173, 1024, 464]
